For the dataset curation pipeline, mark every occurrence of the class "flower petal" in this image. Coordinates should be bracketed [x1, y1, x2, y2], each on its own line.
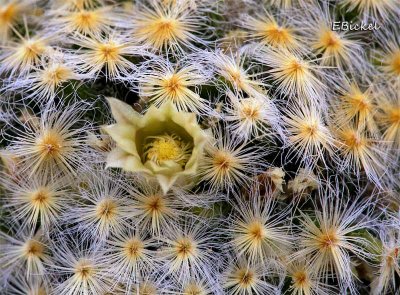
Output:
[102, 124, 137, 155]
[107, 97, 141, 125]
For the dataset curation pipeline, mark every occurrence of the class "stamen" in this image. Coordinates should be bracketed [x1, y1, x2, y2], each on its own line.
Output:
[143, 133, 192, 167]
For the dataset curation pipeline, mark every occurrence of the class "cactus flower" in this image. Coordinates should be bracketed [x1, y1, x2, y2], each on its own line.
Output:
[103, 98, 208, 194]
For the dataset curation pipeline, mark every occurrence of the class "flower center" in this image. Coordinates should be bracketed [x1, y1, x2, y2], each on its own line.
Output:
[294, 272, 306, 283]
[31, 188, 51, 205]
[146, 195, 164, 212]
[302, 123, 318, 137]
[24, 239, 44, 258]
[74, 259, 94, 280]
[163, 74, 184, 99]
[175, 237, 197, 259]
[318, 232, 339, 250]
[346, 91, 371, 113]
[388, 108, 400, 124]
[388, 51, 400, 76]
[0, 3, 17, 25]
[72, 10, 100, 32]
[287, 60, 304, 74]
[143, 134, 191, 167]
[293, 270, 309, 289]
[384, 247, 398, 267]
[155, 18, 178, 38]
[139, 284, 157, 295]
[37, 131, 63, 158]
[77, 11, 93, 23]
[264, 24, 292, 46]
[321, 31, 341, 49]
[36, 287, 47, 295]
[98, 43, 120, 61]
[240, 101, 260, 120]
[21, 40, 45, 60]
[248, 221, 265, 241]
[213, 150, 236, 171]
[96, 198, 117, 222]
[124, 239, 144, 259]
[342, 130, 363, 149]
[227, 68, 244, 86]
[237, 269, 255, 286]
[184, 284, 203, 295]
[43, 65, 72, 87]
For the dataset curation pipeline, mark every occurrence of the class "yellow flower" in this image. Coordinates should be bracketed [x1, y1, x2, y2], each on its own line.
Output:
[103, 98, 208, 194]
